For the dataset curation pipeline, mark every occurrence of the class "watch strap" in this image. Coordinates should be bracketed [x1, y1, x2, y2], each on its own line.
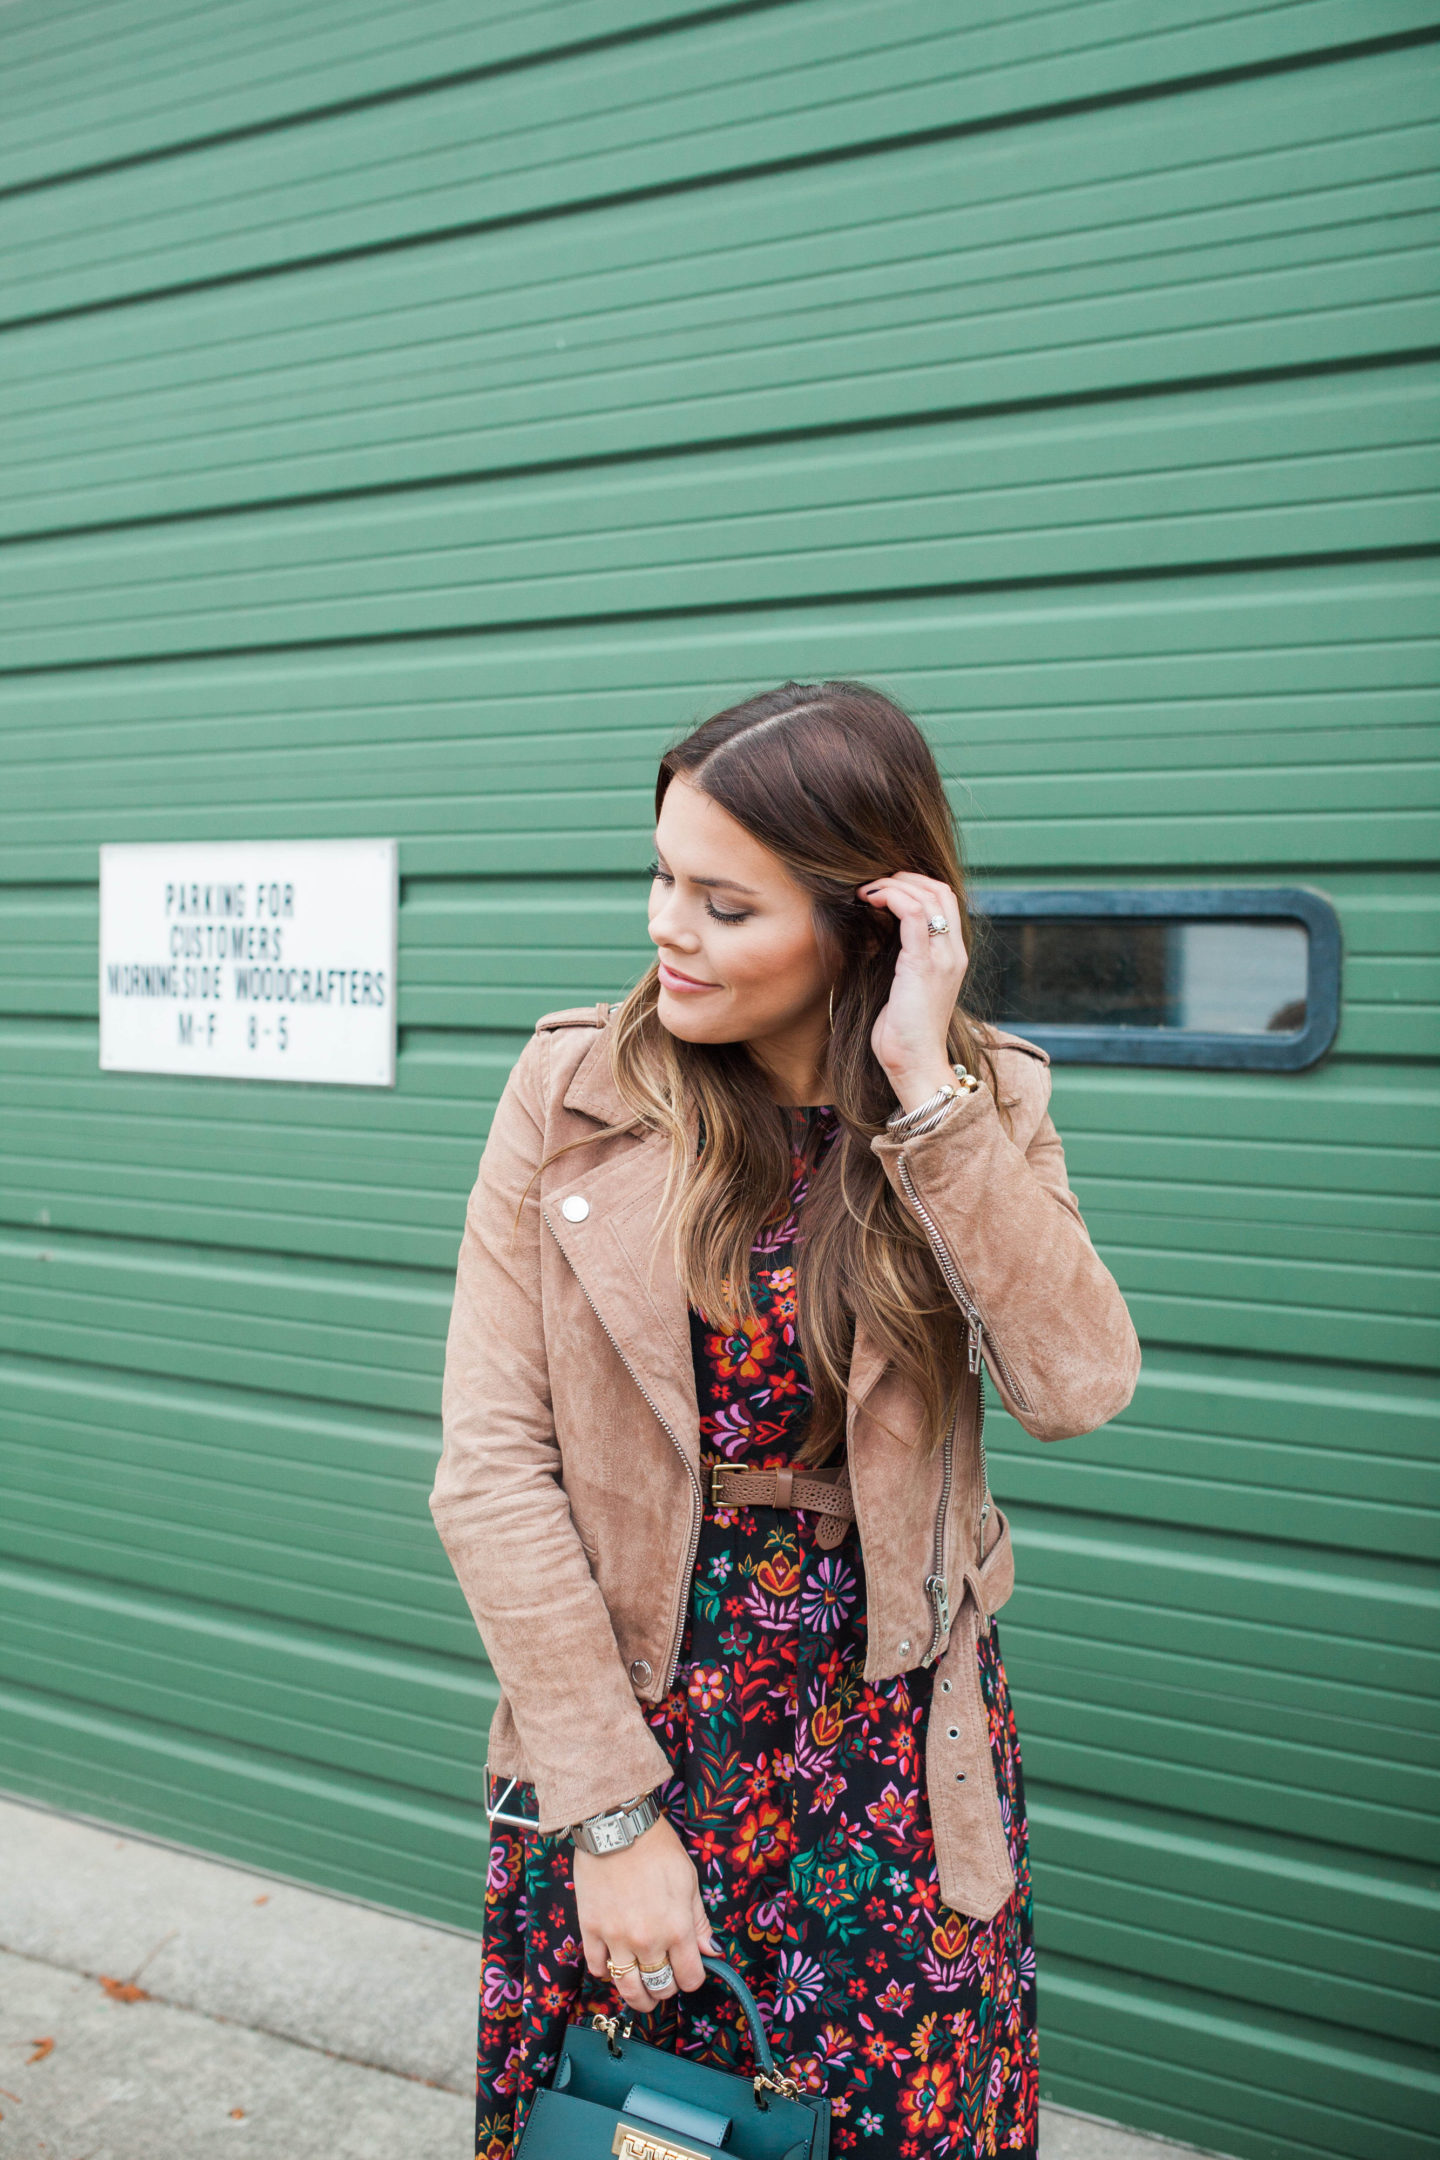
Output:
[568, 1788, 661, 1854]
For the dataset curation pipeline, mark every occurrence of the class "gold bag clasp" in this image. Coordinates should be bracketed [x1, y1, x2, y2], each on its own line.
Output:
[611, 2124, 709, 2160]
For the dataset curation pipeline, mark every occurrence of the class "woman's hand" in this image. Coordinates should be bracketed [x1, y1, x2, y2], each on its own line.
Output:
[858, 871, 969, 1111]
[574, 1811, 718, 2017]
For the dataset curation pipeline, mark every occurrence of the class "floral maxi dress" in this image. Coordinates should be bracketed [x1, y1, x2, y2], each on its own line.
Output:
[475, 1106, 1038, 2158]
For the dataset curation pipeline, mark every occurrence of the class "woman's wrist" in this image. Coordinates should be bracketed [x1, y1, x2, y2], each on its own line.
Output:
[886, 1061, 962, 1115]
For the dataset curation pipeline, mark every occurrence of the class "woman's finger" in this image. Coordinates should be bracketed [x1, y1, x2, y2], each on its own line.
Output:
[889, 872, 958, 928]
[865, 875, 965, 963]
[631, 1939, 680, 2005]
[668, 1920, 708, 1995]
[600, 1940, 648, 2015]
[608, 1949, 654, 2017]
[580, 1923, 610, 1981]
[692, 1884, 718, 1959]
[860, 872, 953, 923]
[859, 876, 931, 927]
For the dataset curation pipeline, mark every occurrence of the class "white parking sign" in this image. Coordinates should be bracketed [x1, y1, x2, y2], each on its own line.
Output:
[99, 840, 398, 1087]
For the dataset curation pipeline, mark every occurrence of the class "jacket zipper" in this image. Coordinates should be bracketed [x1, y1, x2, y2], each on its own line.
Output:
[974, 1371, 993, 1635]
[920, 1401, 956, 1667]
[543, 1215, 702, 1692]
[896, 1156, 1031, 1413]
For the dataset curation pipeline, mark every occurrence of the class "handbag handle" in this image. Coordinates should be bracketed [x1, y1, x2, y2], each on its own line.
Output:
[699, 1954, 781, 2085]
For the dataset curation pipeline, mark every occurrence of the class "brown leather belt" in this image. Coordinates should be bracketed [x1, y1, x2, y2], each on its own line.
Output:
[704, 1455, 855, 1550]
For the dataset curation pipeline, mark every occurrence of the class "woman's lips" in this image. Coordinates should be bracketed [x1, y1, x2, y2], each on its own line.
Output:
[658, 959, 721, 993]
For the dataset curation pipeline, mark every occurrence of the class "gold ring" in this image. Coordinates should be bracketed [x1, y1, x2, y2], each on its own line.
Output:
[606, 1955, 638, 1978]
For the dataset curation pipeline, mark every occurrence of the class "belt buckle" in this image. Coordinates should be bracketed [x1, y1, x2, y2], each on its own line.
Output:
[708, 1458, 733, 1508]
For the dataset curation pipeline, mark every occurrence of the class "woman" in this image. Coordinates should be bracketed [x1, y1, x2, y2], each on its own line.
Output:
[431, 680, 1141, 2158]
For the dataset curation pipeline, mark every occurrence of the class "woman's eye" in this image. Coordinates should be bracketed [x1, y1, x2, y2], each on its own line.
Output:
[647, 861, 748, 923]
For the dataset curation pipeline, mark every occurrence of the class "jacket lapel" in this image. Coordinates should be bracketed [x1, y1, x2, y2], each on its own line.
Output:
[542, 1033, 701, 1466]
[847, 1320, 888, 1424]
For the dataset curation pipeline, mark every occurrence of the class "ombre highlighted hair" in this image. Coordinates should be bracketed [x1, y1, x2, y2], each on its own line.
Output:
[602, 679, 1013, 1467]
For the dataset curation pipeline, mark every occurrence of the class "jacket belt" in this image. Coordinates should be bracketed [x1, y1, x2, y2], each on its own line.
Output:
[705, 1457, 855, 1550]
[925, 1505, 1019, 1921]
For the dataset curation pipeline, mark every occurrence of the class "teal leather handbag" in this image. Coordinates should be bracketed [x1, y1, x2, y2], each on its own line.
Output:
[514, 1955, 830, 2160]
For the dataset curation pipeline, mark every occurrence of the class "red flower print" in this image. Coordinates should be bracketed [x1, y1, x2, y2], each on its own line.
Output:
[708, 1314, 775, 1382]
[761, 1366, 802, 1401]
[741, 1753, 776, 1805]
[854, 1683, 889, 1726]
[806, 1863, 857, 1918]
[891, 1725, 921, 1781]
[898, 2054, 957, 2136]
[731, 1800, 791, 1877]
[816, 1645, 849, 1690]
[861, 2030, 911, 2069]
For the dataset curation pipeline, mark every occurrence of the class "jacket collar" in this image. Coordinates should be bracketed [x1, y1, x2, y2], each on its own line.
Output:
[561, 1020, 637, 1128]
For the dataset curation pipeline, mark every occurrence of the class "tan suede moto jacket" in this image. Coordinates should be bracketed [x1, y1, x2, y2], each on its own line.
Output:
[430, 1002, 1141, 1920]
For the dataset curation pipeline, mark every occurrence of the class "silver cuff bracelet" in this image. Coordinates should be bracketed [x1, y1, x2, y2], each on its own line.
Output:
[885, 1063, 980, 1141]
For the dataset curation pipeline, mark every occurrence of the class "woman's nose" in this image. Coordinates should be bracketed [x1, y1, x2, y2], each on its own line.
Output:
[649, 894, 698, 948]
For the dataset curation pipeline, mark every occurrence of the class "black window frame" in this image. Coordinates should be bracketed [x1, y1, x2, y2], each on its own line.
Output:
[968, 885, 1341, 1071]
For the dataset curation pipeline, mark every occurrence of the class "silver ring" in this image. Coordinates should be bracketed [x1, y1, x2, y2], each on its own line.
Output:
[926, 915, 950, 936]
[639, 1961, 674, 1992]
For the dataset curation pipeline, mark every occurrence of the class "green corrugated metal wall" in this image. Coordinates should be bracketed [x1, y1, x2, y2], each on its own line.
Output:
[1, 5, 1436, 2155]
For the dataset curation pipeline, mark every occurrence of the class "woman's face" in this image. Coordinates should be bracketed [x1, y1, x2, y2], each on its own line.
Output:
[648, 778, 831, 1052]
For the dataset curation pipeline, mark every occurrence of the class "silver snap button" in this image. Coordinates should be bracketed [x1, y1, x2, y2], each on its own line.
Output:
[897, 1639, 910, 1655]
[629, 1658, 652, 1688]
[560, 1194, 590, 1222]
[948, 1727, 960, 1739]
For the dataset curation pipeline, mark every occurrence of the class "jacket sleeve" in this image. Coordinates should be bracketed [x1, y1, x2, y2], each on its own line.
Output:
[871, 1058, 1140, 1441]
[429, 1030, 674, 1833]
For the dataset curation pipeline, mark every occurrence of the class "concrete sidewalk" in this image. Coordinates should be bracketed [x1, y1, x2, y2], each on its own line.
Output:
[0, 1793, 1220, 2160]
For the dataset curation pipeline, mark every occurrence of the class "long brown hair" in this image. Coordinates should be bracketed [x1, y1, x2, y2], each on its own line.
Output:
[608, 679, 1011, 1466]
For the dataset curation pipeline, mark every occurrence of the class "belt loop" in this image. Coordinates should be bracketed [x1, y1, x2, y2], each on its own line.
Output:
[774, 1466, 794, 1508]
[961, 1561, 991, 1637]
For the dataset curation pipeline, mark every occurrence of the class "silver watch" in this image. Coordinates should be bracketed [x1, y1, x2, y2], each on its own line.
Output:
[568, 1789, 662, 1855]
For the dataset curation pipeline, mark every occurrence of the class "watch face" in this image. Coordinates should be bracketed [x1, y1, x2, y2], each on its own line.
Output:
[589, 1815, 630, 1853]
